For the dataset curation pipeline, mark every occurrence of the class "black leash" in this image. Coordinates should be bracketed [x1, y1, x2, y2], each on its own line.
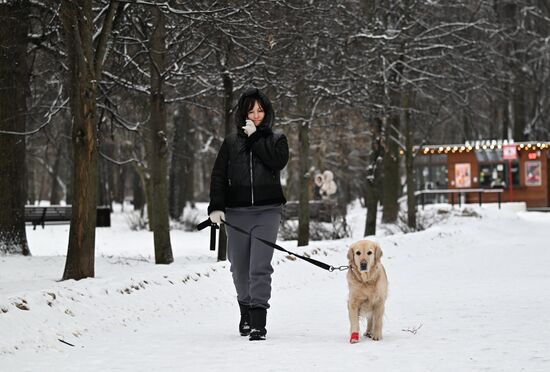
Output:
[197, 218, 348, 272]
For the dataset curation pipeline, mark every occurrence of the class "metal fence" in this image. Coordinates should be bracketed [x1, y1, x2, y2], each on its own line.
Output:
[414, 188, 504, 209]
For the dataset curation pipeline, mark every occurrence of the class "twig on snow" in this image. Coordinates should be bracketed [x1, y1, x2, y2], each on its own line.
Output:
[402, 323, 423, 335]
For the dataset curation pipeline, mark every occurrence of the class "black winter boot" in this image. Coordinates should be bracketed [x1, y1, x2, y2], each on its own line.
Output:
[238, 302, 251, 336]
[249, 307, 267, 341]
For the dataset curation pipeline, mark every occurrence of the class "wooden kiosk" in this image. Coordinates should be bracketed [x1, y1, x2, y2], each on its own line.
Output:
[414, 141, 550, 208]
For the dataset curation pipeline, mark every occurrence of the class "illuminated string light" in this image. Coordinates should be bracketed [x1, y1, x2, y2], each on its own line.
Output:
[416, 141, 549, 155]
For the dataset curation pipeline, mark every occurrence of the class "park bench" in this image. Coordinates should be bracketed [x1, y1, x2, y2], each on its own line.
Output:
[282, 200, 341, 223]
[24, 205, 111, 229]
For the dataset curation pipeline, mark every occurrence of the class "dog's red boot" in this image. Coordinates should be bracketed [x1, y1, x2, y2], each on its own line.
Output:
[350, 332, 359, 343]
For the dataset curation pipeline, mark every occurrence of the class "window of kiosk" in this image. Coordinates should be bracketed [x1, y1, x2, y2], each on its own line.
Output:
[414, 154, 448, 190]
[478, 162, 519, 188]
[475, 150, 519, 188]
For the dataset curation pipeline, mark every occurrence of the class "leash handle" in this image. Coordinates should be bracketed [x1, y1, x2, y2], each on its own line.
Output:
[210, 225, 216, 251]
[197, 218, 220, 252]
[197, 218, 218, 231]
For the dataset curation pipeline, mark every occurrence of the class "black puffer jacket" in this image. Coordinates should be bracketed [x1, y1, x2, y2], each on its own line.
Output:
[208, 127, 288, 214]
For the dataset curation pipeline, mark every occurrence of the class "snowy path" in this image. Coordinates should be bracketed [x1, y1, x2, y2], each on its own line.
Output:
[1, 205, 550, 371]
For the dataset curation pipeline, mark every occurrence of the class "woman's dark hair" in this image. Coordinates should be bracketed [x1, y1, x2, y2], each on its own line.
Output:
[234, 87, 274, 130]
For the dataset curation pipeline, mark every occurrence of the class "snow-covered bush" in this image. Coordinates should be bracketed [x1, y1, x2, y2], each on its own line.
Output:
[379, 204, 482, 235]
[126, 211, 148, 231]
[170, 207, 202, 232]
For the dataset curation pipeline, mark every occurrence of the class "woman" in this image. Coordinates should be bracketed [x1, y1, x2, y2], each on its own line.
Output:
[208, 87, 289, 341]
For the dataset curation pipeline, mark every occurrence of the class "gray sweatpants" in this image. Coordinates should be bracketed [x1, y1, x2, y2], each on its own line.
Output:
[225, 204, 282, 309]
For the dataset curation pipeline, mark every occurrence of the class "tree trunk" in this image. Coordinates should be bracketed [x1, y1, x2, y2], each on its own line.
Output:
[141, 167, 154, 231]
[217, 71, 234, 261]
[60, 0, 98, 280]
[403, 91, 416, 230]
[0, 0, 31, 256]
[381, 114, 399, 223]
[114, 163, 127, 207]
[169, 105, 195, 217]
[184, 120, 196, 208]
[364, 118, 384, 237]
[462, 111, 473, 143]
[495, 1, 527, 142]
[27, 158, 37, 205]
[296, 79, 310, 247]
[49, 143, 63, 205]
[38, 145, 50, 202]
[381, 49, 403, 224]
[297, 120, 310, 246]
[148, 7, 173, 264]
[60, 0, 118, 280]
[169, 108, 185, 220]
[132, 167, 145, 212]
[286, 150, 299, 201]
[513, 84, 527, 141]
[489, 99, 498, 140]
[364, 180, 378, 236]
[98, 140, 114, 207]
[63, 111, 74, 204]
[501, 83, 511, 140]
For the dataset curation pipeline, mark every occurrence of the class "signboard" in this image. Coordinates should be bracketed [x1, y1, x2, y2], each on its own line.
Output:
[502, 144, 517, 160]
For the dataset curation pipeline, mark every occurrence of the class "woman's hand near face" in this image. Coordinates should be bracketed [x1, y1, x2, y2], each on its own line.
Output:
[242, 120, 257, 137]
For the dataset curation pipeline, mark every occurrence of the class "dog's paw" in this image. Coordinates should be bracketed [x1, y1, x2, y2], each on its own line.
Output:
[365, 331, 372, 338]
[350, 332, 360, 344]
[370, 333, 382, 341]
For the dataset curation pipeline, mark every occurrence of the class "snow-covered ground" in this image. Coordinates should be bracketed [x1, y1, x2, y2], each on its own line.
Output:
[1, 202, 550, 372]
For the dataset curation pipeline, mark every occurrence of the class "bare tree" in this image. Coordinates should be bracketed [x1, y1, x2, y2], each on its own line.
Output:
[364, 118, 384, 236]
[7, 0, 550, 257]
[0, 0, 31, 256]
[60, 0, 119, 280]
[147, 7, 173, 264]
[169, 105, 194, 220]
[101, 2, 228, 261]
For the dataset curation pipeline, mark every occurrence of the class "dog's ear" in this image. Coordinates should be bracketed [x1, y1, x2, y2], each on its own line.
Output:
[375, 243, 383, 263]
[347, 244, 355, 265]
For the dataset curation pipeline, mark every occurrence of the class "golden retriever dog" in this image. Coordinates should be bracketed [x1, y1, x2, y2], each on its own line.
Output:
[347, 239, 388, 343]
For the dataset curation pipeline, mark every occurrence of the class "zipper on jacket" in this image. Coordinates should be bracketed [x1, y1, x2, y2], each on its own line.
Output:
[228, 160, 231, 186]
[250, 150, 254, 205]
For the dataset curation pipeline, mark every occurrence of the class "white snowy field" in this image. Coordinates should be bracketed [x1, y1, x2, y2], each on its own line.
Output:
[1, 202, 550, 372]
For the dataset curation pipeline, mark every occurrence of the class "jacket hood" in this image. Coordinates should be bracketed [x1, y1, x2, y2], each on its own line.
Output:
[234, 88, 274, 136]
